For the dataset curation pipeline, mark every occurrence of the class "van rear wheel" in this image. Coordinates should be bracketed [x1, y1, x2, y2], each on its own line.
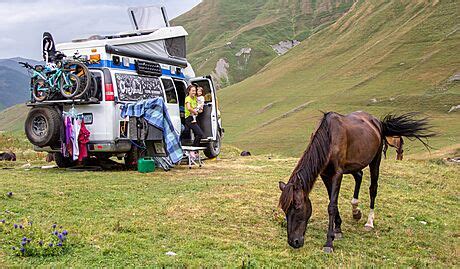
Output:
[204, 132, 221, 159]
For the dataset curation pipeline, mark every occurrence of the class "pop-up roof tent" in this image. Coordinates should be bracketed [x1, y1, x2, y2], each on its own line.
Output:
[57, 6, 189, 69]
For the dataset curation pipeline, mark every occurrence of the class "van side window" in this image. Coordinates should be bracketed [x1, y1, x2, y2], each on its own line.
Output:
[161, 78, 178, 104]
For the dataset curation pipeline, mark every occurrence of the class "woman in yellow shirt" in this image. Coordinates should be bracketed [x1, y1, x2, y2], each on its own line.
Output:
[184, 85, 204, 146]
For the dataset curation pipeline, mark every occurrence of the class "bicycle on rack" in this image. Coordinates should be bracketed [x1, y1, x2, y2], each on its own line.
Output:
[70, 52, 94, 99]
[19, 60, 80, 102]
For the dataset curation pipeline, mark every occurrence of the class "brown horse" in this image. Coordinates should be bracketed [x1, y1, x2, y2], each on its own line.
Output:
[384, 136, 404, 160]
[278, 111, 433, 252]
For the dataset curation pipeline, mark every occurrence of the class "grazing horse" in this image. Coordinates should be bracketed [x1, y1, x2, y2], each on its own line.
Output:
[278, 111, 434, 252]
[384, 136, 404, 160]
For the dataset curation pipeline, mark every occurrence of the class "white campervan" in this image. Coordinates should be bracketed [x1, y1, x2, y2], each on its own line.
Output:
[24, 6, 223, 168]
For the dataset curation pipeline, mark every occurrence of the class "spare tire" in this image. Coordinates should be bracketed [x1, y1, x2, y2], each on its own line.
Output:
[25, 107, 61, 147]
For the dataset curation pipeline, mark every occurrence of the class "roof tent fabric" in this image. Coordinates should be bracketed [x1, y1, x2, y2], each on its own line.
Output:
[115, 39, 170, 58]
[128, 6, 169, 31]
[165, 37, 186, 59]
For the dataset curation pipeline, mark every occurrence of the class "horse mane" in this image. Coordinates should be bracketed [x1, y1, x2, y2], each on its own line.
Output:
[279, 113, 332, 212]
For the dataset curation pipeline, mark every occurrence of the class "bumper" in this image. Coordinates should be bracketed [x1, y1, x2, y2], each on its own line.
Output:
[34, 140, 132, 153]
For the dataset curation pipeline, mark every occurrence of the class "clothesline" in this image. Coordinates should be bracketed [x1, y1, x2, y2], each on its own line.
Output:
[61, 108, 90, 162]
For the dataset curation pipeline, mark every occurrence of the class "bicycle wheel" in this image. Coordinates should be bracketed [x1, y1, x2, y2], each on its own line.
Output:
[60, 73, 80, 98]
[32, 78, 49, 102]
[66, 61, 91, 98]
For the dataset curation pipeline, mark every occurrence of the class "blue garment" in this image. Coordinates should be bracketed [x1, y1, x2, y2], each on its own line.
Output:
[120, 98, 183, 164]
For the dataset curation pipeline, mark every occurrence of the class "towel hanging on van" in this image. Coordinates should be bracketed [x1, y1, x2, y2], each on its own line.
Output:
[120, 98, 183, 164]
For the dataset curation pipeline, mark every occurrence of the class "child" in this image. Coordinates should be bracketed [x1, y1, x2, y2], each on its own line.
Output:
[192, 87, 205, 123]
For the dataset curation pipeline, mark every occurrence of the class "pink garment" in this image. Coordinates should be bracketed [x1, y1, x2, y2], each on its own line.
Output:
[78, 121, 90, 161]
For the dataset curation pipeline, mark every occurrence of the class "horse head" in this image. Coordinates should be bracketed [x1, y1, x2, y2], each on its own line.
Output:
[279, 181, 312, 248]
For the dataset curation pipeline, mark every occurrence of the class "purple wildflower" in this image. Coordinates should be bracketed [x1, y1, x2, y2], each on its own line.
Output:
[52, 224, 57, 229]
[48, 243, 53, 247]
[62, 230, 68, 235]
[0, 219, 5, 223]
[7, 192, 13, 197]
[20, 247, 25, 253]
[53, 231, 58, 236]
[13, 223, 18, 229]
[57, 242, 63, 247]
[22, 237, 27, 242]
[58, 233, 64, 241]
[21, 241, 26, 246]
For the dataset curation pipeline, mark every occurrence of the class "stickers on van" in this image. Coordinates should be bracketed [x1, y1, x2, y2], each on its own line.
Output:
[115, 73, 163, 101]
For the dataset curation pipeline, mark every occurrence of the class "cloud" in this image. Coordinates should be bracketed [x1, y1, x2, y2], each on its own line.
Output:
[0, 0, 201, 59]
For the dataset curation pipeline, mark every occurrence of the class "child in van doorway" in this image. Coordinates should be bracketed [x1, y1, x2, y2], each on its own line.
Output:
[192, 86, 205, 123]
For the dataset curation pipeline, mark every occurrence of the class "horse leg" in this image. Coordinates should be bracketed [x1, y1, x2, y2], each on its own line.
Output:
[321, 174, 343, 240]
[351, 171, 363, 220]
[323, 171, 343, 253]
[365, 151, 382, 231]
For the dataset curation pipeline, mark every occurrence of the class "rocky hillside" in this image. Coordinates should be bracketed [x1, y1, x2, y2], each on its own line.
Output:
[172, 0, 354, 87]
[218, 0, 460, 156]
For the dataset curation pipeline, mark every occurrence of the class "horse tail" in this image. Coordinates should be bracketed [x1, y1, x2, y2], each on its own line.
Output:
[381, 113, 435, 149]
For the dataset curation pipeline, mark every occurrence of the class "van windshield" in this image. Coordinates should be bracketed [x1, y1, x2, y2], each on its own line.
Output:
[115, 73, 163, 101]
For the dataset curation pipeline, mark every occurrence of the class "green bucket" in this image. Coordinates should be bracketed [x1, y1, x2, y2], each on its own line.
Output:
[137, 157, 155, 173]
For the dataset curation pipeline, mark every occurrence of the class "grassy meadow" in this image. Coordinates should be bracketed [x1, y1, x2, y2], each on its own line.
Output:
[0, 143, 459, 267]
[218, 0, 460, 156]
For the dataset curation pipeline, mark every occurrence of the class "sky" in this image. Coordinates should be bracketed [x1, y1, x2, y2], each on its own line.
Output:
[0, 0, 201, 60]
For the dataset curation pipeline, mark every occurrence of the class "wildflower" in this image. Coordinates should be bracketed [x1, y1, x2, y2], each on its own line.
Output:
[58, 233, 64, 241]
[21, 241, 26, 246]
[7, 192, 13, 197]
[53, 231, 58, 236]
[22, 237, 27, 242]
[20, 247, 25, 254]
[0, 219, 5, 223]
[13, 224, 18, 229]
[39, 240, 43, 246]
[19, 225, 23, 229]
[52, 224, 57, 229]
[62, 230, 68, 235]
[48, 243, 53, 247]
[57, 242, 63, 247]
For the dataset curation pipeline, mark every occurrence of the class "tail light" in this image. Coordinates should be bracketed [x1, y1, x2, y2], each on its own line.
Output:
[104, 83, 114, 101]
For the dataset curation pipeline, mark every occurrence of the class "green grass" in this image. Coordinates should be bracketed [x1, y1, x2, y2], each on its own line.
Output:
[218, 0, 460, 156]
[0, 147, 458, 266]
[172, 0, 354, 85]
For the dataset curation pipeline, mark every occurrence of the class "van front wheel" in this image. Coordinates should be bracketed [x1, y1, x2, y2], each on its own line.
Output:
[204, 132, 221, 159]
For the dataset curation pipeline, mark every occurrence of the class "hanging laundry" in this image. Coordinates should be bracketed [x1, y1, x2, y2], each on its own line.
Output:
[78, 121, 90, 161]
[65, 116, 73, 158]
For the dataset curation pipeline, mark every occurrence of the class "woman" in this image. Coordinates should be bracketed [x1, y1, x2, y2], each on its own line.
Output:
[184, 85, 204, 146]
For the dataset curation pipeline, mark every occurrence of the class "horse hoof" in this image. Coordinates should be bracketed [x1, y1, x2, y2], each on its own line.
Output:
[323, 247, 334, 253]
[334, 232, 343, 240]
[364, 224, 374, 231]
[353, 211, 362, 220]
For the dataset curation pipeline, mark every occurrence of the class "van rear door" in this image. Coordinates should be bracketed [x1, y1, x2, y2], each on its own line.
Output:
[160, 77, 181, 134]
[189, 76, 218, 140]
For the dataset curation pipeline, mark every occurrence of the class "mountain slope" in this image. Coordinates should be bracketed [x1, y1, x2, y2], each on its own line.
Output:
[218, 0, 460, 156]
[0, 57, 41, 109]
[172, 0, 354, 87]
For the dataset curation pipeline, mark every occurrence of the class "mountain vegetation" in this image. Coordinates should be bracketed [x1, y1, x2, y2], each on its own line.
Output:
[172, 0, 355, 87]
